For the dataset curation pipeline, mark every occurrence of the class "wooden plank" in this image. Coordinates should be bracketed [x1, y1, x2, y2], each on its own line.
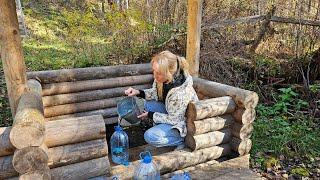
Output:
[27, 63, 152, 84]
[0, 0, 27, 117]
[186, 0, 203, 76]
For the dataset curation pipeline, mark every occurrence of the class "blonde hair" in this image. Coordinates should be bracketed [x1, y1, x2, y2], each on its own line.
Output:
[151, 50, 189, 101]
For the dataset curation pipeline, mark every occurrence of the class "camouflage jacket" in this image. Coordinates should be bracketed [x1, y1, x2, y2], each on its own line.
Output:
[144, 73, 199, 137]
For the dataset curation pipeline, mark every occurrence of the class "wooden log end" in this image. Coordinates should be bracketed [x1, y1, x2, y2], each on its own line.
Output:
[10, 111, 45, 149]
[13, 147, 48, 174]
[26, 79, 42, 96]
[233, 108, 256, 124]
[243, 92, 259, 109]
[231, 138, 252, 156]
[232, 123, 254, 140]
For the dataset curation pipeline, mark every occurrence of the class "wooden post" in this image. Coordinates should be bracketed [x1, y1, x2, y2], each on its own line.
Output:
[186, 0, 203, 76]
[0, 0, 27, 117]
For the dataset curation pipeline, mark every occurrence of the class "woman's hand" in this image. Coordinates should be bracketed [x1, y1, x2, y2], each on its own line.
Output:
[125, 87, 140, 96]
[137, 110, 148, 120]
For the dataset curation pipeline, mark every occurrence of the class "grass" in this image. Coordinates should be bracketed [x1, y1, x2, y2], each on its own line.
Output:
[251, 86, 320, 176]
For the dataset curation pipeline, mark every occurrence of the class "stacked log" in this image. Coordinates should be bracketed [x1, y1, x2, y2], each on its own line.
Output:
[6, 79, 51, 179]
[1, 115, 110, 179]
[27, 63, 152, 84]
[185, 96, 236, 151]
[27, 64, 152, 124]
[41, 76, 153, 123]
[192, 77, 258, 156]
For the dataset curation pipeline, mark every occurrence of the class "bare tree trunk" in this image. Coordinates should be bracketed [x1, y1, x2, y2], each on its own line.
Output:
[102, 0, 105, 13]
[163, 0, 171, 24]
[0, 0, 27, 117]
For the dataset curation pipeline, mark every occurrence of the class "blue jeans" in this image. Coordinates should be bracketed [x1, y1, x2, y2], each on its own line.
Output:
[143, 100, 184, 147]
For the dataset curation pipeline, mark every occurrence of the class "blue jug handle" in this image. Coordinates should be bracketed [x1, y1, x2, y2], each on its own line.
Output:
[122, 160, 129, 166]
[139, 151, 151, 160]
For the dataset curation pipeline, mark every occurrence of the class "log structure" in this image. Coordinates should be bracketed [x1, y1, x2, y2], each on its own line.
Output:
[1, 0, 261, 176]
[5, 64, 155, 179]
[0, 62, 259, 179]
[186, 77, 258, 157]
[1, 115, 110, 179]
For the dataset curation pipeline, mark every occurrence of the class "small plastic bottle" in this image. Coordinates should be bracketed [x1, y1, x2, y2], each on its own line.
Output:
[110, 125, 129, 165]
[134, 151, 160, 180]
[170, 172, 191, 180]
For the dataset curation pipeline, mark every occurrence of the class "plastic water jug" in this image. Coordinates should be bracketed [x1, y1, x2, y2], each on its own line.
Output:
[170, 172, 192, 180]
[110, 125, 129, 165]
[117, 96, 144, 125]
[134, 151, 160, 180]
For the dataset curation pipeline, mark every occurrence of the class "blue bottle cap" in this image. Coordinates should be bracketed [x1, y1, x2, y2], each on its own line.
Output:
[115, 125, 122, 131]
[140, 151, 152, 164]
[143, 155, 152, 164]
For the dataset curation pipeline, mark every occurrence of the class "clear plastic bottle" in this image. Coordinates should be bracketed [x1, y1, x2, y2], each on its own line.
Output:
[110, 125, 129, 165]
[170, 172, 192, 180]
[134, 151, 160, 180]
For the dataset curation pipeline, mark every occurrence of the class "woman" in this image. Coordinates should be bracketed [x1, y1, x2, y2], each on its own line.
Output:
[125, 50, 199, 149]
